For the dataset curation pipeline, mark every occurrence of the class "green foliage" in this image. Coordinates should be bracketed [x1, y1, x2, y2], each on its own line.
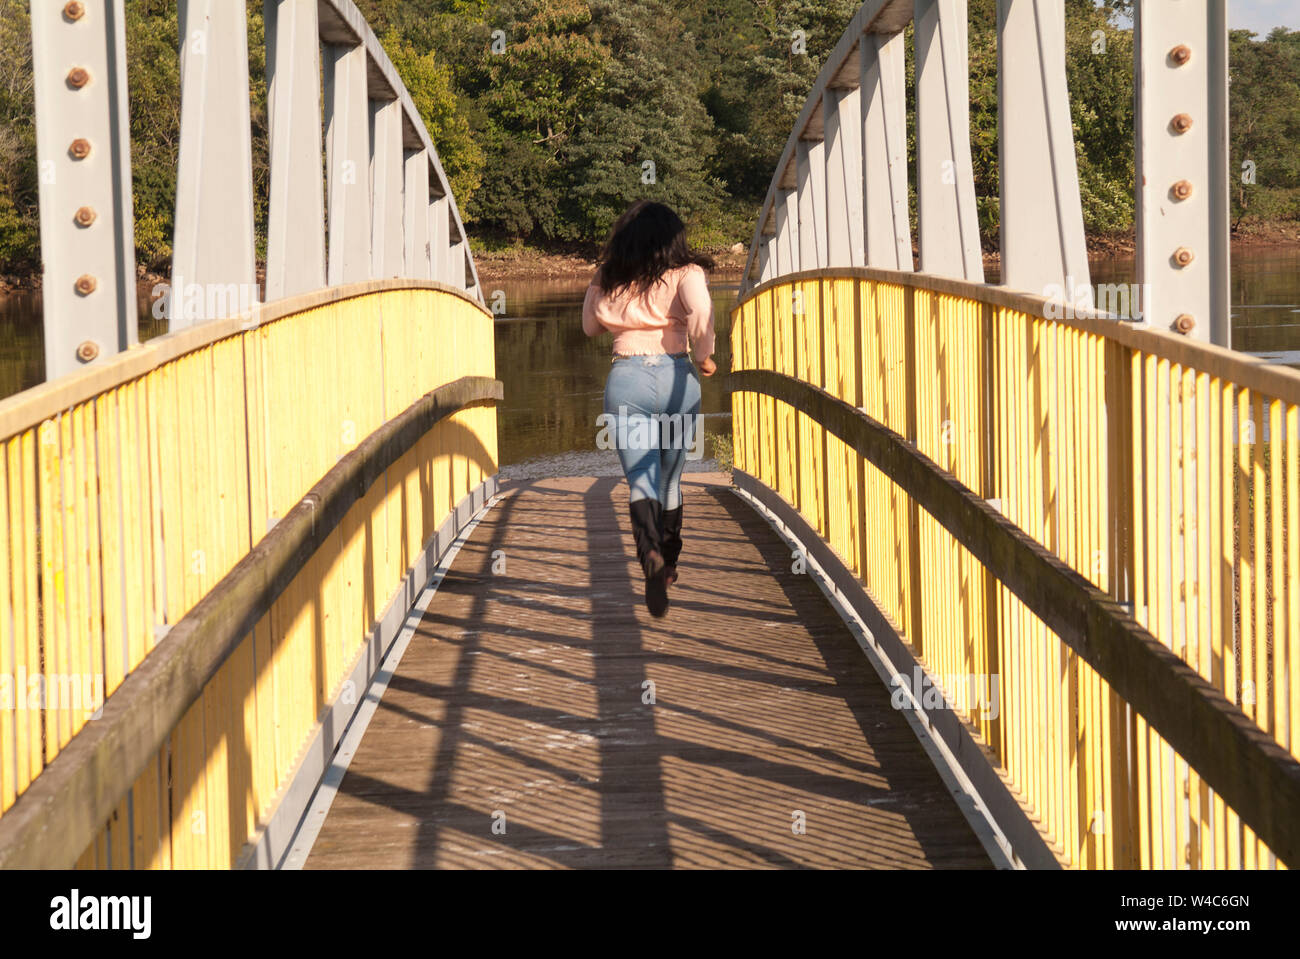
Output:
[709, 432, 733, 473]
[967, 2, 999, 245]
[457, 0, 611, 239]
[1229, 28, 1300, 228]
[246, 2, 269, 265]
[685, 0, 859, 202]
[1, 2, 1299, 275]
[466, 132, 569, 237]
[382, 34, 485, 204]
[125, 0, 181, 269]
[563, 1, 724, 238]
[0, 0, 37, 271]
[0, 190, 35, 269]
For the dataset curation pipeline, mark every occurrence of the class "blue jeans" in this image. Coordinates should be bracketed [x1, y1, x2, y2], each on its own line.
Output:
[603, 353, 702, 509]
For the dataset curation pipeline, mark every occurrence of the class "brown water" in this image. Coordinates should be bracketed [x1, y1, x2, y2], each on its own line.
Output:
[487, 276, 739, 470]
[1064, 248, 1300, 356]
[3, 249, 1298, 470]
[0, 288, 167, 400]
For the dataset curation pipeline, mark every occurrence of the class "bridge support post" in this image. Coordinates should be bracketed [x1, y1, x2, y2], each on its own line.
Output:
[30, 0, 137, 378]
[447, 222, 468, 291]
[996, 0, 1091, 311]
[429, 194, 449, 283]
[913, 0, 983, 281]
[264, 0, 326, 301]
[757, 236, 775, 284]
[172, 0, 258, 328]
[796, 140, 828, 269]
[403, 150, 432, 281]
[324, 42, 373, 287]
[860, 30, 913, 270]
[775, 189, 800, 276]
[823, 86, 865, 268]
[1134, 0, 1230, 346]
[369, 98, 406, 280]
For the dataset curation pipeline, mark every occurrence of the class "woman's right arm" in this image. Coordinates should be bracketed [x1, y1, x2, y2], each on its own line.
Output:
[679, 265, 716, 374]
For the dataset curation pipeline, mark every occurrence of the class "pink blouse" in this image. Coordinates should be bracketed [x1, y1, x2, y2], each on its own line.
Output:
[581, 263, 715, 363]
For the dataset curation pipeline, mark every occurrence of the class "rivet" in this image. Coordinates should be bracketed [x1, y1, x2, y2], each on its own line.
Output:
[1170, 112, 1193, 134]
[76, 340, 100, 363]
[74, 206, 97, 227]
[67, 66, 90, 89]
[1170, 44, 1192, 66]
[1171, 179, 1194, 201]
[1175, 313, 1196, 334]
[74, 274, 97, 296]
[1173, 247, 1195, 267]
[69, 138, 91, 160]
[63, 1, 85, 21]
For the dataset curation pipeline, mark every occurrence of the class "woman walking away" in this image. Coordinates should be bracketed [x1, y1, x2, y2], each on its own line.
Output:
[582, 200, 718, 618]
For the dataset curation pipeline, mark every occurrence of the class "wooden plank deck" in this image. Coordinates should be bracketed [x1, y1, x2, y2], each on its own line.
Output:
[304, 475, 993, 869]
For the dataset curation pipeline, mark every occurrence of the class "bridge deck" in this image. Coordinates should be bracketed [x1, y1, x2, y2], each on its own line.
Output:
[303, 475, 992, 869]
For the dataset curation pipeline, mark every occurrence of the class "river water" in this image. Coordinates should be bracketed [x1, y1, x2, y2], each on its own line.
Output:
[2, 248, 1298, 475]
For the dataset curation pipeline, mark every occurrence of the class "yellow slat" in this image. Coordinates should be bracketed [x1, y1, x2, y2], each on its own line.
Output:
[0, 452, 13, 811]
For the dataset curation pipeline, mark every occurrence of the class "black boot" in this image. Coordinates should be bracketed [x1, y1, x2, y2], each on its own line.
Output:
[660, 506, 683, 585]
[629, 498, 669, 617]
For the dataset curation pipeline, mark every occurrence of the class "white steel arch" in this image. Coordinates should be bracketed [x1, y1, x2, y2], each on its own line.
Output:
[29, 0, 485, 381]
[740, 0, 1231, 348]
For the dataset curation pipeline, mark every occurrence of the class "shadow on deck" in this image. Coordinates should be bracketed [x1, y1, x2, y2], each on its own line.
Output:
[303, 475, 992, 868]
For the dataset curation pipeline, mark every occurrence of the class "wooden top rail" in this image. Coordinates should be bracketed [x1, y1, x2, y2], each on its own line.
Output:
[729, 367, 1300, 868]
[0, 278, 490, 445]
[0, 375, 503, 869]
[736, 267, 1300, 408]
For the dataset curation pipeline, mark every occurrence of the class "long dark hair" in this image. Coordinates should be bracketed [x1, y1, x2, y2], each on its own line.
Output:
[595, 200, 715, 296]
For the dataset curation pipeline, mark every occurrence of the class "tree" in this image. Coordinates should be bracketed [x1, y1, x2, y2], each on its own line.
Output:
[458, 0, 609, 240]
[2, 1, 1299, 275]
[384, 34, 485, 204]
[564, 0, 725, 239]
[687, 0, 858, 203]
[1229, 28, 1300, 229]
[1064, 0, 1135, 235]
[125, 0, 181, 269]
[0, 0, 37, 271]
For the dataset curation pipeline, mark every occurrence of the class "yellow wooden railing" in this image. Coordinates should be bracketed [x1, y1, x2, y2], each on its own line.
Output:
[0, 280, 498, 867]
[730, 268, 1300, 869]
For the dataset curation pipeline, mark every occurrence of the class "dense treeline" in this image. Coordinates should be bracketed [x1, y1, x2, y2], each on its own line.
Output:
[0, 0, 1297, 274]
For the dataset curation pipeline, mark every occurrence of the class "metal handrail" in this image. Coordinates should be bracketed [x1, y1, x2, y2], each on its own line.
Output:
[731, 365, 1300, 868]
[0, 375, 502, 869]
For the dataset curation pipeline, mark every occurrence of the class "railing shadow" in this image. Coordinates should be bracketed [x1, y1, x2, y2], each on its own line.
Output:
[316, 477, 992, 868]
